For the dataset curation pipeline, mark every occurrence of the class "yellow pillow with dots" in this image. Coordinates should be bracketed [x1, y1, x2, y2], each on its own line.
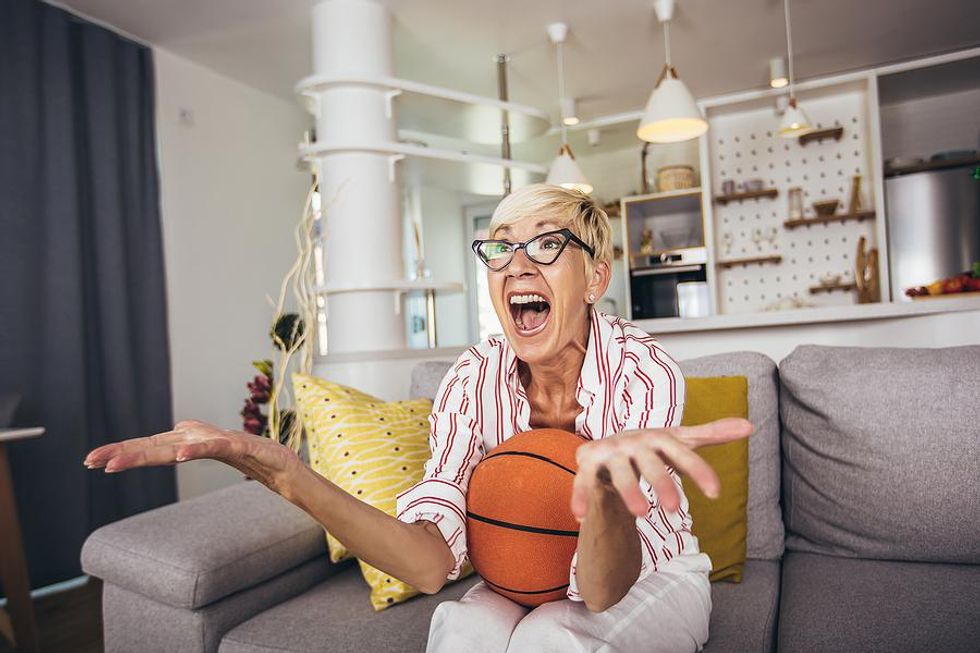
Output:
[292, 373, 470, 610]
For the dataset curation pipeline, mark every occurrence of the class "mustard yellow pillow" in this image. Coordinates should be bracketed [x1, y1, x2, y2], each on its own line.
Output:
[293, 373, 436, 610]
[680, 376, 749, 583]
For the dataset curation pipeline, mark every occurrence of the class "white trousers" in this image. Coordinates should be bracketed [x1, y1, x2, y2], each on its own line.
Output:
[426, 553, 712, 653]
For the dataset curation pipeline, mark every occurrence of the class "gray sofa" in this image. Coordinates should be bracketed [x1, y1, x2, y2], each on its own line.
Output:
[80, 345, 980, 652]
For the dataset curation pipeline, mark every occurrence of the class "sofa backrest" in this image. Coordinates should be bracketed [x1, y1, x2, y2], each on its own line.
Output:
[678, 351, 784, 561]
[410, 350, 785, 562]
[779, 344, 980, 564]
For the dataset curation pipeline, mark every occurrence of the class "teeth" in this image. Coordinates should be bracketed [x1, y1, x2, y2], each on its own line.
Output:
[509, 294, 547, 305]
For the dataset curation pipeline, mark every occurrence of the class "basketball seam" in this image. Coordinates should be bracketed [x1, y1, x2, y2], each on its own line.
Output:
[466, 511, 579, 537]
[480, 450, 576, 475]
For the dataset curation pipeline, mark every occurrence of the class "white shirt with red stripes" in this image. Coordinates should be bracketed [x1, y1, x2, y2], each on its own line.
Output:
[395, 308, 700, 601]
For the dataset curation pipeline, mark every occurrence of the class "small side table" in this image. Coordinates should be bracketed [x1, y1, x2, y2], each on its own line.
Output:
[0, 427, 43, 653]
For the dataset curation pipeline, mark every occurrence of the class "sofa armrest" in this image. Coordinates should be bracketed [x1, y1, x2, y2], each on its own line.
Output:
[82, 480, 328, 610]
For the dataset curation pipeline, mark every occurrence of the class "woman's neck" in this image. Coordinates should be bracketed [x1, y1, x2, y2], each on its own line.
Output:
[519, 311, 591, 409]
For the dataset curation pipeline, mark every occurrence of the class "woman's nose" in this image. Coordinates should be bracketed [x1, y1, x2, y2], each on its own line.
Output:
[506, 248, 538, 277]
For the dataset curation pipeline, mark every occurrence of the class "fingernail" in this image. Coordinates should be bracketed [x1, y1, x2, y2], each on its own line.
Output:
[175, 456, 187, 462]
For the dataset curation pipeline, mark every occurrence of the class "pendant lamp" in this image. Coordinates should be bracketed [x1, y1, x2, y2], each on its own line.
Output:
[637, 0, 707, 143]
[778, 0, 812, 137]
[546, 22, 593, 194]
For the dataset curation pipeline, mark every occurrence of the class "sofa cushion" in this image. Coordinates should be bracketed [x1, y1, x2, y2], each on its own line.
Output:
[703, 560, 780, 653]
[82, 481, 328, 609]
[679, 352, 784, 561]
[777, 551, 980, 653]
[779, 344, 980, 563]
[411, 351, 785, 562]
[219, 565, 482, 653]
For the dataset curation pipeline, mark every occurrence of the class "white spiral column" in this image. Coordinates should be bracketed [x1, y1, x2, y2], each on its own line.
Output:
[311, 0, 405, 353]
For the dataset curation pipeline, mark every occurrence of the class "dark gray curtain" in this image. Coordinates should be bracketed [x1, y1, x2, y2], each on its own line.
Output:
[0, 0, 176, 589]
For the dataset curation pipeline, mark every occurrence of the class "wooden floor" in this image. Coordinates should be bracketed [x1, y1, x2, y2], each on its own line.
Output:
[0, 578, 103, 653]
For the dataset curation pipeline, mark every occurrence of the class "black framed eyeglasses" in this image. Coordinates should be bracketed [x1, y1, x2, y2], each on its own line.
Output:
[471, 228, 595, 271]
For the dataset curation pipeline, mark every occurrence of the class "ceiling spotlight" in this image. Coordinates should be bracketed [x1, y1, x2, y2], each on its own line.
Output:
[769, 56, 788, 89]
[560, 97, 579, 126]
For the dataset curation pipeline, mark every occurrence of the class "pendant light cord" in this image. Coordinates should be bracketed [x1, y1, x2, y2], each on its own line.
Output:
[783, 0, 796, 99]
[663, 20, 672, 67]
[556, 40, 568, 145]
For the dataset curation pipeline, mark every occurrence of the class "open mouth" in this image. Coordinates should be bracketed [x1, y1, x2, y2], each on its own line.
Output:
[508, 292, 551, 336]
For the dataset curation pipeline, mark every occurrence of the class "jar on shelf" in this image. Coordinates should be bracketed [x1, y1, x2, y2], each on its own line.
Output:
[788, 186, 804, 219]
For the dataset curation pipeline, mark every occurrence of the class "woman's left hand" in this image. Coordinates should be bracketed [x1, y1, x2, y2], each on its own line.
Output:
[570, 417, 754, 521]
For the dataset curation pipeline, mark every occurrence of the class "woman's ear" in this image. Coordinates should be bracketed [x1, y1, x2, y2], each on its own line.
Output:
[586, 260, 611, 304]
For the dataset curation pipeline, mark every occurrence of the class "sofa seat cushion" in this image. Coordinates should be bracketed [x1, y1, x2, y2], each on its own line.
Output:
[703, 560, 780, 653]
[219, 565, 481, 653]
[777, 552, 980, 653]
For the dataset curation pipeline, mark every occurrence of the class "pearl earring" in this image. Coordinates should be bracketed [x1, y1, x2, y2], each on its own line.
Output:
[588, 293, 596, 303]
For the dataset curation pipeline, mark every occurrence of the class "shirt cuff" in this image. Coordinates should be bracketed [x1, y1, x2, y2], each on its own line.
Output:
[395, 477, 468, 580]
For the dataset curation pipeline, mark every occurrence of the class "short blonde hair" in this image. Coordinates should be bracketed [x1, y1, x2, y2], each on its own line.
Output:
[488, 184, 612, 278]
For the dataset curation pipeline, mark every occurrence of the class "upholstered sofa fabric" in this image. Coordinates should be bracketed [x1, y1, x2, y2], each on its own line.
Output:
[777, 551, 980, 653]
[82, 481, 329, 609]
[219, 565, 481, 653]
[779, 344, 980, 563]
[702, 560, 780, 653]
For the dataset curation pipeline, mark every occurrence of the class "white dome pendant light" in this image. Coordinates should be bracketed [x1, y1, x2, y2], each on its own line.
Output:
[637, 0, 707, 143]
[545, 22, 592, 194]
[778, 0, 812, 137]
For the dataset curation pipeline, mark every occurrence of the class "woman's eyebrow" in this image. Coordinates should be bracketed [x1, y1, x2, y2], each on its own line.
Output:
[495, 220, 562, 236]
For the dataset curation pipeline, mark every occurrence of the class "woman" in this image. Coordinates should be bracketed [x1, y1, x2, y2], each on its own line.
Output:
[84, 184, 752, 652]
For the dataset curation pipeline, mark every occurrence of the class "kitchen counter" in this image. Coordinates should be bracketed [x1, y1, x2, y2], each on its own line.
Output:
[633, 294, 980, 334]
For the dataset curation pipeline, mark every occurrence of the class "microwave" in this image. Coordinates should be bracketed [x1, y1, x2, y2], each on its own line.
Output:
[630, 247, 708, 319]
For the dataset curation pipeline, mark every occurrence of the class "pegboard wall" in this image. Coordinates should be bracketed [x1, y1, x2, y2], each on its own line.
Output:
[709, 88, 878, 314]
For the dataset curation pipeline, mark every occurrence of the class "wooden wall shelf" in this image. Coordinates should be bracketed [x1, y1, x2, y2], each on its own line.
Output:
[809, 282, 857, 294]
[717, 255, 783, 269]
[714, 189, 779, 205]
[798, 126, 844, 146]
[783, 210, 876, 229]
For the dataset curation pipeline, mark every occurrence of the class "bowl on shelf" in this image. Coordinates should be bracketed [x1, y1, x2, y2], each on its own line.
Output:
[819, 273, 842, 287]
[743, 179, 764, 192]
[658, 227, 696, 249]
[812, 199, 840, 216]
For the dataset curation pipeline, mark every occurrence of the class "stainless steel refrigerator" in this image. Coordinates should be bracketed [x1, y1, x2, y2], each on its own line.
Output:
[885, 162, 980, 300]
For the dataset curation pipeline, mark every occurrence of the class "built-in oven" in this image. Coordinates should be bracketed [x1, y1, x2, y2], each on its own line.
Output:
[630, 247, 708, 319]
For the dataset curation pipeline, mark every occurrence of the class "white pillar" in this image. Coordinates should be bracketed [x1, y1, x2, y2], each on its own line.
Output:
[311, 0, 405, 353]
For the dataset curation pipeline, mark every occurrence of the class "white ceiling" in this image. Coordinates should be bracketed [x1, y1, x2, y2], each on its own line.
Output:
[58, 0, 979, 123]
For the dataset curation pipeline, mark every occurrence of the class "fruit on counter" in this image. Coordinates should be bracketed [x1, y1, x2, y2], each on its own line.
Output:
[905, 263, 980, 297]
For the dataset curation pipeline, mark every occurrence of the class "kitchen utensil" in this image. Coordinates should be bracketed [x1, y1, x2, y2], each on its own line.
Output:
[855, 236, 880, 304]
[813, 199, 840, 216]
[847, 174, 864, 213]
[657, 165, 696, 191]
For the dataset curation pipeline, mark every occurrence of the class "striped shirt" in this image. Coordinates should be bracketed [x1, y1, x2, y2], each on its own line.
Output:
[395, 308, 699, 601]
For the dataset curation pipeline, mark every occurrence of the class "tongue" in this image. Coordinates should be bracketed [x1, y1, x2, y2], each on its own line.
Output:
[518, 304, 549, 331]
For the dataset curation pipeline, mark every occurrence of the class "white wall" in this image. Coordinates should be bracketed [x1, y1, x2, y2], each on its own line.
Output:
[154, 49, 312, 500]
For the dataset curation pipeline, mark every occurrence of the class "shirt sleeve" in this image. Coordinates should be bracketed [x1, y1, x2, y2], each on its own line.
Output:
[567, 336, 688, 601]
[395, 352, 484, 581]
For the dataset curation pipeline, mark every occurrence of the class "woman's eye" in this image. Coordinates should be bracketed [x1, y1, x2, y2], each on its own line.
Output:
[539, 236, 562, 249]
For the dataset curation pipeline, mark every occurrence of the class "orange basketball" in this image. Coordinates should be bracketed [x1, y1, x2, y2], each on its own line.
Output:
[466, 428, 586, 607]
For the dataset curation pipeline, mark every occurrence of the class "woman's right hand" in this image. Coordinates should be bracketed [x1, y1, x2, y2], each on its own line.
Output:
[83, 419, 302, 496]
